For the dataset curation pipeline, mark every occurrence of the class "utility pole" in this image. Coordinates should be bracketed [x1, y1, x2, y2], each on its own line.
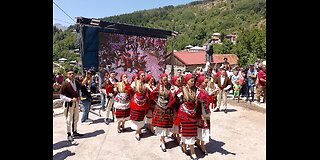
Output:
[171, 38, 174, 78]
[170, 20, 177, 79]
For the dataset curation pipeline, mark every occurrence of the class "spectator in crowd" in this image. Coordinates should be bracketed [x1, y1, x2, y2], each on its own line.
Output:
[233, 81, 241, 102]
[255, 59, 262, 71]
[99, 72, 110, 111]
[56, 72, 64, 85]
[176, 69, 182, 77]
[53, 79, 61, 93]
[214, 68, 232, 113]
[211, 67, 217, 78]
[183, 70, 191, 75]
[223, 57, 230, 66]
[80, 70, 94, 125]
[109, 71, 119, 84]
[246, 64, 257, 102]
[90, 72, 98, 93]
[240, 68, 248, 98]
[256, 65, 266, 103]
[231, 70, 241, 100]
[226, 66, 233, 79]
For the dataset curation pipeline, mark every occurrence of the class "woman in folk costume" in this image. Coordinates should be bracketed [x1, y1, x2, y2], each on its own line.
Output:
[174, 74, 199, 160]
[113, 73, 133, 133]
[169, 75, 183, 145]
[207, 73, 219, 110]
[150, 73, 173, 152]
[145, 74, 157, 134]
[195, 76, 211, 156]
[130, 71, 149, 141]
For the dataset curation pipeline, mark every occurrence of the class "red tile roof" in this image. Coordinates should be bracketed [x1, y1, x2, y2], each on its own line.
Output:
[170, 51, 238, 65]
[213, 53, 239, 65]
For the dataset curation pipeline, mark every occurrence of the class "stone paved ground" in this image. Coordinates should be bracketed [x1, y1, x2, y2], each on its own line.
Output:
[53, 101, 266, 160]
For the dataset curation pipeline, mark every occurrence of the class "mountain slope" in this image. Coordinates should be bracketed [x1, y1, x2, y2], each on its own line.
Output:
[102, 0, 266, 51]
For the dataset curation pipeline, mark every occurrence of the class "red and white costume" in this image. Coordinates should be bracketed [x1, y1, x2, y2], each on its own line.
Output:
[145, 75, 157, 124]
[151, 74, 173, 136]
[169, 76, 182, 134]
[174, 74, 198, 145]
[130, 71, 149, 130]
[113, 73, 133, 121]
[196, 76, 211, 143]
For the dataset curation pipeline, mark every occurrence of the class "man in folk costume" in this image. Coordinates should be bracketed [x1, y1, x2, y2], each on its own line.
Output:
[113, 73, 134, 133]
[175, 74, 199, 160]
[195, 76, 211, 156]
[104, 74, 116, 125]
[150, 73, 173, 152]
[105, 71, 118, 125]
[168, 75, 183, 145]
[59, 69, 84, 141]
[130, 71, 149, 141]
[145, 74, 157, 134]
[214, 68, 232, 113]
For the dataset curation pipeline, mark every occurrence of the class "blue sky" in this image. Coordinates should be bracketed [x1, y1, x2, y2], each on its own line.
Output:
[53, 0, 196, 26]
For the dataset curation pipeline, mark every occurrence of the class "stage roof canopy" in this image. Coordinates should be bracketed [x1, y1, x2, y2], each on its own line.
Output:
[76, 17, 173, 38]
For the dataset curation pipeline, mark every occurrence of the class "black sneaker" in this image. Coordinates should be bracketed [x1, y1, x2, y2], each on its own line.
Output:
[73, 131, 84, 137]
[160, 143, 166, 152]
[224, 109, 228, 114]
[105, 118, 110, 125]
[67, 135, 73, 141]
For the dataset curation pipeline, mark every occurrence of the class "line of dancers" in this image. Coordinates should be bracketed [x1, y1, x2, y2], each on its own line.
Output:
[102, 70, 219, 160]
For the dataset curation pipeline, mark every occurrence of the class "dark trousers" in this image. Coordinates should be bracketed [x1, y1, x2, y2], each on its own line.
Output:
[246, 85, 255, 100]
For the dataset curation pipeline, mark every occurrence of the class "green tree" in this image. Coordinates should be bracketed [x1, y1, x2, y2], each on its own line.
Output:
[57, 0, 266, 64]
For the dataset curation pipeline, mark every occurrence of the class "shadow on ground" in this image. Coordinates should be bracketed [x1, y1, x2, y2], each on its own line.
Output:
[203, 138, 236, 157]
[78, 129, 105, 139]
[53, 130, 105, 150]
[122, 127, 135, 133]
[141, 129, 156, 139]
[165, 139, 179, 150]
[92, 118, 105, 124]
[228, 99, 266, 113]
[214, 108, 238, 113]
[225, 108, 237, 112]
[53, 140, 79, 150]
[53, 150, 75, 160]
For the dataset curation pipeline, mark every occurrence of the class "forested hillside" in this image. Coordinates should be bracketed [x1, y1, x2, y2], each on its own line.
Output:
[53, 0, 266, 67]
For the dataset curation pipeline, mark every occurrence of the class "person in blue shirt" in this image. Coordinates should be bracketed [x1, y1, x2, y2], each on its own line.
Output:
[246, 64, 257, 102]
